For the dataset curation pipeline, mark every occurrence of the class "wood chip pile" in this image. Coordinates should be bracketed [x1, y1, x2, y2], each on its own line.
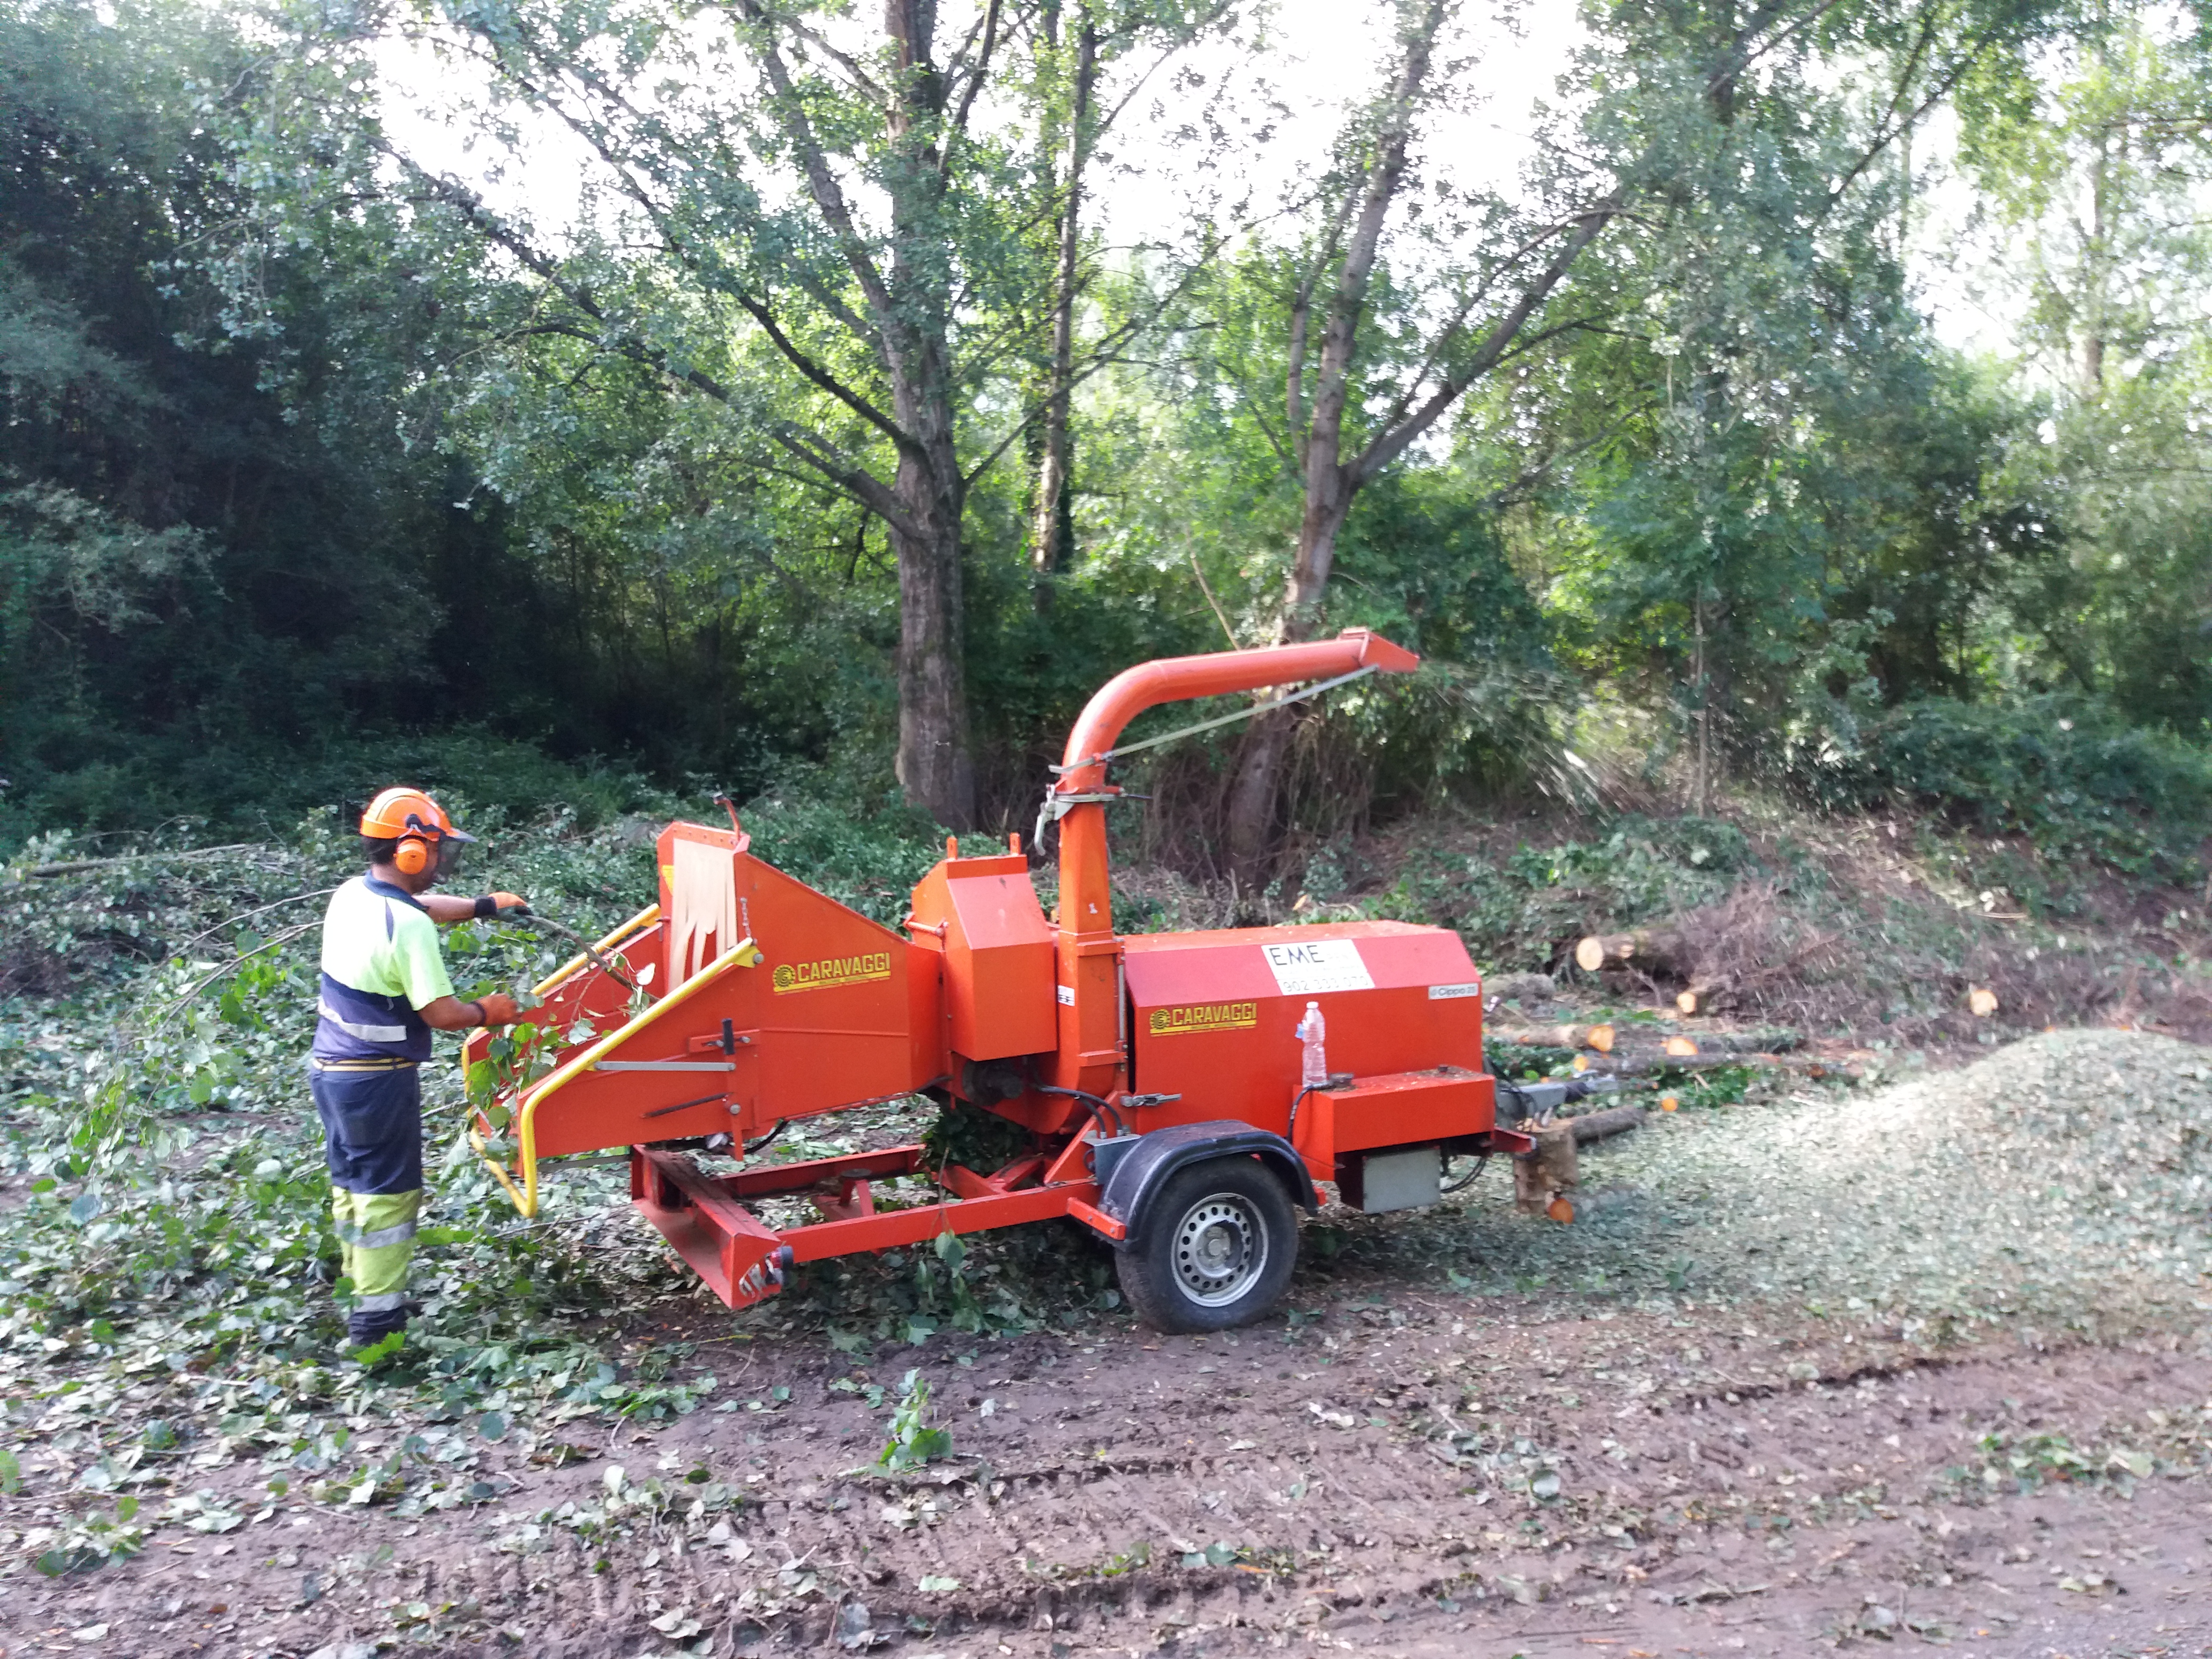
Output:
[1438, 1029, 2212, 1336]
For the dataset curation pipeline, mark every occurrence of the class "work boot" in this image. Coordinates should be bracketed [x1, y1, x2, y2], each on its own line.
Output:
[346, 1305, 410, 1350]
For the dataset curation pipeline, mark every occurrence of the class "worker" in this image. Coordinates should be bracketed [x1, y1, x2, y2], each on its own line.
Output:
[313, 787, 526, 1352]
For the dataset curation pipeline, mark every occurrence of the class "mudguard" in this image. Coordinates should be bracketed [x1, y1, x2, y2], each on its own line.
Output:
[1093, 1119, 1316, 1251]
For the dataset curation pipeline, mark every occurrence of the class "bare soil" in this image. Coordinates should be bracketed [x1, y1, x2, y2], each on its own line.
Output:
[10, 1282, 2212, 1658]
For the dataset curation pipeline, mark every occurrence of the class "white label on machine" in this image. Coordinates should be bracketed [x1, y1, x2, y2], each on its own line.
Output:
[1261, 938, 1374, 996]
[1056, 983, 1075, 1006]
[1428, 981, 1482, 999]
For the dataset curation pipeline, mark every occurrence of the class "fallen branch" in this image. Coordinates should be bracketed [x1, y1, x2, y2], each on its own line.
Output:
[154, 921, 319, 1028]
[512, 912, 640, 994]
[170, 888, 339, 956]
[14, 843, 268, 879]
[1489, 1026, 1802, 1055]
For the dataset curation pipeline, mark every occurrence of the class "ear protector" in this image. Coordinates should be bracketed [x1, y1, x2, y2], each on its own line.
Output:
[393, 817, 437, 876]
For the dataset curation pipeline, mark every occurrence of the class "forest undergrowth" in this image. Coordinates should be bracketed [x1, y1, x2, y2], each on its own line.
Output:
[2, 784, 2208, 1587]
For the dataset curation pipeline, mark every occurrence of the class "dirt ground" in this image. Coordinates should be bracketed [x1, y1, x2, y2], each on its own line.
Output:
[10, 1261, 2212, 1659]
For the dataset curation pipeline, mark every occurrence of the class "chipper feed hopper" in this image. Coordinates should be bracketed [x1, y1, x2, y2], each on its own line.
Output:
[466, 630, 1538, 1331]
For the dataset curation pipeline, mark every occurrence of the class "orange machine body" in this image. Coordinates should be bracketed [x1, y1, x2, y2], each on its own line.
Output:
[466, 630, 1526, 1312]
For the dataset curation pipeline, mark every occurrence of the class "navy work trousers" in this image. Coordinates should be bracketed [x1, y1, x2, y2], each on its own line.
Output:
[310, 1065, 423, 1197]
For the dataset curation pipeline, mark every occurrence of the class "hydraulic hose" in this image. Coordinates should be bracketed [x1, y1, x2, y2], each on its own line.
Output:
[1286, 1073, 1353, 1154]
[1036, 1084, 1129, 1140]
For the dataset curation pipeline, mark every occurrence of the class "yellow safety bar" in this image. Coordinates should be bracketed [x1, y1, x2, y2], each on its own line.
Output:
[477, 929, 762, 1217]
[469, 902, 660, 1214]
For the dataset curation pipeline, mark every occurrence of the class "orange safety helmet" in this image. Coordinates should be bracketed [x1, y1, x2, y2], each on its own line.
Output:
[359, 787, 477, 878]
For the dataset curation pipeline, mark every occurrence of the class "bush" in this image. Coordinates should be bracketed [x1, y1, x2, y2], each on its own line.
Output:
[1794, 696, 2212, 876]
[1357, 813, 1750, 970]
[0, 727, 676, 845]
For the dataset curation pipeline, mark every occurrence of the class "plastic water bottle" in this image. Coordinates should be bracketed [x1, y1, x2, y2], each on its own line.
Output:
[1297, 1001, 1328, 1087]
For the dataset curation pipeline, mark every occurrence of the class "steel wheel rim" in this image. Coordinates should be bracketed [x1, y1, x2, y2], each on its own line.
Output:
[1170, 1191, 1267, 1306]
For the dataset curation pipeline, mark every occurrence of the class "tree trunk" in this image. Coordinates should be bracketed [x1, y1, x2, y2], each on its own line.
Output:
[2083, 116, 2110, 396]
[1223, 0, 1446, 879]
[1029, 13, 1095, 589]
[1692, 594, 1710, 817]
[880, 0, 977, 828]
[890, 425, 975, 828]
[1569, 1104, 1645, 1145]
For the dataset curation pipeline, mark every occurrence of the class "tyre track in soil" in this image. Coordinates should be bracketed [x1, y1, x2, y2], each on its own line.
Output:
[9, 1281, 2212, 1658]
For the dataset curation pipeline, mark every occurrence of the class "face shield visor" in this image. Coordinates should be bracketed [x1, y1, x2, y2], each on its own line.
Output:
[431, 825, 477, 882]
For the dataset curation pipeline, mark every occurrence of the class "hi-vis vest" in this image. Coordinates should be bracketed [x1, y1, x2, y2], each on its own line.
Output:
[312, 877, 447, 1063]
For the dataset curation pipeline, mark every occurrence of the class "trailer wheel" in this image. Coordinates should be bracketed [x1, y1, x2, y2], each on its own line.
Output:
[1117, 1156, 1297, 1333]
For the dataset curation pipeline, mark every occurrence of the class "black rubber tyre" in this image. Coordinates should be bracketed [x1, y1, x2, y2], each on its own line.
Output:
[1115, 1155, 1298, 1333]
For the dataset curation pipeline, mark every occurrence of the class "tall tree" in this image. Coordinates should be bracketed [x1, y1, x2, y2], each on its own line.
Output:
[232, 0, 1240, 827]
[1027, 0, 1100, 586]
[1957, 8, 2212, 728]
[1220, 0, 2061, 873]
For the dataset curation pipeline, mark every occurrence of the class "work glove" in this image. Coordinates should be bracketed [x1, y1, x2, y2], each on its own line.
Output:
[474, 892, 530, 918]
[476, 992, 522, 1028]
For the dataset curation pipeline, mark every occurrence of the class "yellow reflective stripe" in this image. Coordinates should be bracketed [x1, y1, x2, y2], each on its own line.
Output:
[335, 1219, 417, 1250]
[330, 1189, 420, 1298]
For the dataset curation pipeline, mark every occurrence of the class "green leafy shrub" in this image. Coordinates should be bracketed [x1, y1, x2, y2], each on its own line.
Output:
[1359, 814, 1748, 969]
[1795, 696, 2212, 875]
[876, 1370, 952, 1472]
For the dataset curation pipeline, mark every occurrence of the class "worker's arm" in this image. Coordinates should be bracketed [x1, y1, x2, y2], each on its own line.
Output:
[386, 913, 521, 1029]
[421, 891, 528, 925]
[417, 992, 522, 1031]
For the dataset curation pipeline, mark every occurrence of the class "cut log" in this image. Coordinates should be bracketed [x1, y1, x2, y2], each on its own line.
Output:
[1573, 929, 1691, 976]
[1675, 977, 1738, 1015]
[1487, 1022, 1618, 1052]
[1566, 1104, 1645, 1144]
[1513, 1123, 1578, 1217]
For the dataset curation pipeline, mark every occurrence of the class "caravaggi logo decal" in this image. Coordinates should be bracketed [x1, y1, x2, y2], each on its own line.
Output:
[1147, 1002, 1258, 1036]
[771, 951, 892, 993]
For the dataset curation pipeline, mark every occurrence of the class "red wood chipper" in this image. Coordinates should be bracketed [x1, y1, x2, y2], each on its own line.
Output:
[465, 630, 1544, 1331]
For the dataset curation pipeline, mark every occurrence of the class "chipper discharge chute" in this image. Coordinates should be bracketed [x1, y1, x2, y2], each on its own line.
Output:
[466, 629, 1537, 1332]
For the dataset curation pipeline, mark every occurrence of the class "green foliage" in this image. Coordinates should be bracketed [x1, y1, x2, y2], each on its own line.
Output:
[876, 1371, 953, 1473]
[1357, 814, 1751, 969]
[1797, 695, 2212, 874]
[27, 1494, 145, 1576]
[1957, 1429, 2156, 1497]
[922, 1100, 1033, 1176]
[735, 789, 952, 928]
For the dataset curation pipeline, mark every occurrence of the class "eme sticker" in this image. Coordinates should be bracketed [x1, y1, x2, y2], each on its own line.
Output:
[771, 951, 892, 995]
[1056, 983, 1075, 1006]
[1429, 981, 1483, 1000]
[1261, 937, 1374, 996]
[1148, 1001, 1259, 1037]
